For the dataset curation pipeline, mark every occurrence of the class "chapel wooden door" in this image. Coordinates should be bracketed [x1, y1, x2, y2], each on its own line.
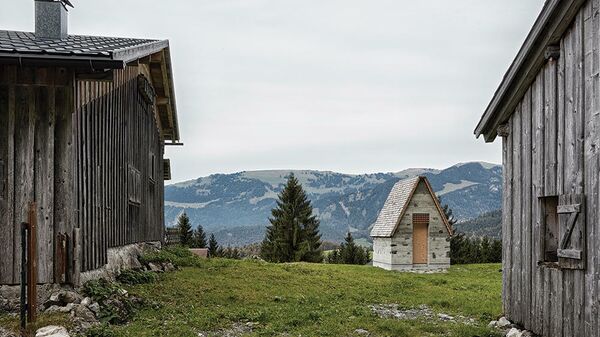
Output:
[412, 214, 429, 264]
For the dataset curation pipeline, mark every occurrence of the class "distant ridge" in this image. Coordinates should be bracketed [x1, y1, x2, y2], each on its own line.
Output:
[165, 162, 502, 246]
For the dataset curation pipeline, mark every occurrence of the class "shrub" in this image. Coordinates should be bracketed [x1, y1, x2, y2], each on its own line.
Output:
[81, 279, 144, 325]
[82, 279, 121, 303]
[116, 269, 157, 285]
[140, 245, 202, 268]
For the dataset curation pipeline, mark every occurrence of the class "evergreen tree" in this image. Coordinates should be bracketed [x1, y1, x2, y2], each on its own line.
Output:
[490, 239, 503, 263]
[191, 225, 207, 248]
[260, 174, 323, 263]
[177, 212, 193, 246]
[450, 232, 502, 265]
[439, 201, 457, 228]
[327, 249, 340, 264]
[208, 234, 219, 257]
[327, 232, 369, 265]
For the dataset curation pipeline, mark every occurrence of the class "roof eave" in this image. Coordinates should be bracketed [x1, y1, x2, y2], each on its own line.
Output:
[113, 39, 170, 65]
[0, 53, 125, 70]
[162, 46, 180, 141]
[474, 0, 586, 143]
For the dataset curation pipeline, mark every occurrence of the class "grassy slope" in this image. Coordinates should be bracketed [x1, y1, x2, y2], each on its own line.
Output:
[115, 260, 502, 337]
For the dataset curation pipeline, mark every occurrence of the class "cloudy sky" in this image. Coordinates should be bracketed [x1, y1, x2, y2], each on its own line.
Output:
[3, 1, 544, 182]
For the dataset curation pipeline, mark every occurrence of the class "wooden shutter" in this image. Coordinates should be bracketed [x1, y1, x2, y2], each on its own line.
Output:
[128, 165, 141, 205]
[557, 194, 585, 269]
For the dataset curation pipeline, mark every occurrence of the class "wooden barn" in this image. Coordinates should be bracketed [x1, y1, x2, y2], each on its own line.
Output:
[370, 176, 452, 271]
[0, 0, 180, 286]
[475, 0, 600, 335]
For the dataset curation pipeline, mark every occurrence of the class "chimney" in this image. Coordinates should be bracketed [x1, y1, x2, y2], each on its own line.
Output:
[35, 0, 68, 40]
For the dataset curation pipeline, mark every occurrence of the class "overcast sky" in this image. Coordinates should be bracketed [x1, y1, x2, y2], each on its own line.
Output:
[2, 1, 544, 182]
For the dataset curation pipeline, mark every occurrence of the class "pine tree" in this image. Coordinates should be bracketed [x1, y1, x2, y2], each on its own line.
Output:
[327, 232, 368, 265]
[260, 174, 323, 263]
[327, 249, 340, 264]
[191, 225, 207, 248]
[208, 234, 219, 257]
[177, 212, 193, 246]
[440, 201, 457, 228]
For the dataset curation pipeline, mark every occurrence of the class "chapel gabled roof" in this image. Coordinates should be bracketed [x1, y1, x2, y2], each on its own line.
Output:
[369, 176, 452, 238]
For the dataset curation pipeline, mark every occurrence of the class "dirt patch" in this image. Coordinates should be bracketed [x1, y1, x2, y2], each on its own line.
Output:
[369, 304, 476, 325]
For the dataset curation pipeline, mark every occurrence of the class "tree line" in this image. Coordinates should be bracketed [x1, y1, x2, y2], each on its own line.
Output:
[440, 201, 502, 265]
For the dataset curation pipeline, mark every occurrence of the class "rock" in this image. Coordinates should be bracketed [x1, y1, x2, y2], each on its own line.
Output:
[164, 262, 176, 272]
[117, 288, 128, 297]
[88, 302, 100, 315]
[72, 304, 97, 323]
[61, 291, 82, 304]
[354, 328, 370, 336]
[369, 304, 434, 320]
[0, 327, 17, 337]
[506, 328, 522, 337]
[80, 297, 92, 307]
[520, 332, 534, 337]
[438, 313, 454, 321]
[497, 317, 512, 329]
[45, 303, 75, 314]
[488, 320, 498, 328]
[148, 263, 162, 272]
[45, 290, 82, 308]
[35, 326, 70, 337]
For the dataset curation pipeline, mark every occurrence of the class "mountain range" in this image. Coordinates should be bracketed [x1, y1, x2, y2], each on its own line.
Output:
[164, 162, 502, 246]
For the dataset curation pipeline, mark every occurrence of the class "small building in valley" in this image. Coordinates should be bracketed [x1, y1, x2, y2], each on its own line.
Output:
[0, 0, 180, 286]
[475, 1, 600, 336]
[370, 176, 452, 271]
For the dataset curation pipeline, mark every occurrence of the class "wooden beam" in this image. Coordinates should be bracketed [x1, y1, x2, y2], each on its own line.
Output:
[156, 97, 170, 106]
[497, 123, 511, 137]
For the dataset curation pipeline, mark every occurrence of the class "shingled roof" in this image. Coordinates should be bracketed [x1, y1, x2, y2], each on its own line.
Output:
[370, 176, 452, 238]
[0, 30, 169, 69]
[0, 30, 180, 141]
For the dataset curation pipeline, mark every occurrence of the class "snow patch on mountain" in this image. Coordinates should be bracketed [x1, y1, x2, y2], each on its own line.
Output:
[437, 180, 479, 196]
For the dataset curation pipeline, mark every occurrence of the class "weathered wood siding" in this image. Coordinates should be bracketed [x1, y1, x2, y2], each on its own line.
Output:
[502, 1, 600, 335]
[0, 66, 74, 285]
[75, 66, 165, 272]
[0, 64, 166, 284]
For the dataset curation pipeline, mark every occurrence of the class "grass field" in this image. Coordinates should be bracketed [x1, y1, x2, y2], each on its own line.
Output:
[1, 258, 504, 337]
[114, 259, 502, 337]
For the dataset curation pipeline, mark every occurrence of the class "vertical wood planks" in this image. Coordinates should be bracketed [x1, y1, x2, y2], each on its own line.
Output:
[34, 85, 55, 284]
[502, 118, 513, 319]
[0, 81, 13, 284]
[582, 2, 597, 335]
[521, 88, 533, 330]
[511, 103, 522, 325]
[72, 66, 165, 272]
[531, 73, 544, 335]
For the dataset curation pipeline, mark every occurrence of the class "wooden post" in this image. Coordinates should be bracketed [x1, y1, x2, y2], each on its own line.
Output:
[27, 202, 37, 322]
[19, 222, 27, 334]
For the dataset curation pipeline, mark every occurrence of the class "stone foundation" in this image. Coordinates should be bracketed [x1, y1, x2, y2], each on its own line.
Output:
[0, 241, 160, 312]
[373, 261, 450, 272]
[80, 241, 161, 284]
